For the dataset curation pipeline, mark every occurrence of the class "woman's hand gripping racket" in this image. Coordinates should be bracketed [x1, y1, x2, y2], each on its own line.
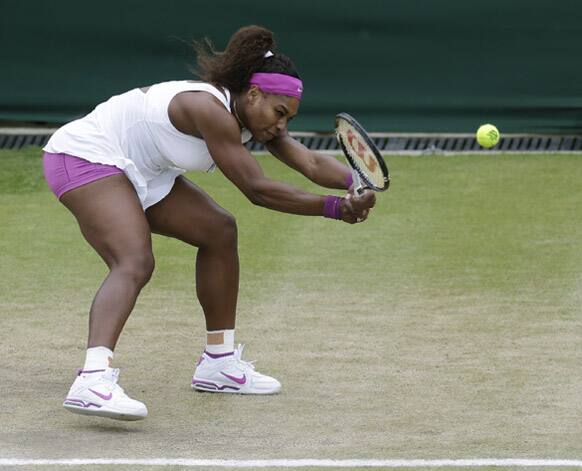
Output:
[335, 113, 390, 196]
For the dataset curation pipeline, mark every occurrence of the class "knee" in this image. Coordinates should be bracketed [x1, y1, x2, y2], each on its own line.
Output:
[205, 210, 238, 248]
[115, 252, 155, 287]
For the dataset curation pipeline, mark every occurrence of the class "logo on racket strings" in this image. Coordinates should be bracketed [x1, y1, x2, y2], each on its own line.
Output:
[347, 130, 377, 173]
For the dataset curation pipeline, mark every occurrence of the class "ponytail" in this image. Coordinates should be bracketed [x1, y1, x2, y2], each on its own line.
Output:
[193, 25, 300, 93]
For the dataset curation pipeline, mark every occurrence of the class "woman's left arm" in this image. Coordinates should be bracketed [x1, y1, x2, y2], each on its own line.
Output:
[265, 133, 352, 190]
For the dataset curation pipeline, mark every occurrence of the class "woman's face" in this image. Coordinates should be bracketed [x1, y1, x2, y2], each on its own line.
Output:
[239, 86, 299, 143]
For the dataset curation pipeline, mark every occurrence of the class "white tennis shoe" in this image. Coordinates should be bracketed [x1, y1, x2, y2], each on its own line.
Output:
[63, 368, 148, 421]
[192, 344, 281, 394]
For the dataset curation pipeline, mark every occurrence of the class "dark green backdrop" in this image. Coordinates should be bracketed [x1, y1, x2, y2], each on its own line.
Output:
[1, 0, 581, 132]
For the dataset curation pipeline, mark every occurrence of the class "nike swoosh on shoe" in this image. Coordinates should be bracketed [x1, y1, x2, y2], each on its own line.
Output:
[89, 389, 113, 401]
[220, 372, 246, 385]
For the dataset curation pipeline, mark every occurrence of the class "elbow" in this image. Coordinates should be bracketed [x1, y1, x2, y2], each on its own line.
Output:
[248, 192, 267, 207]
[245, 186, 268, 208]
[242, 177, 278, 208]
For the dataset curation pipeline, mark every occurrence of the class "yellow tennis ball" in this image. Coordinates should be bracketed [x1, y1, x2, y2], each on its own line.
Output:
[476, 124, 500, 148]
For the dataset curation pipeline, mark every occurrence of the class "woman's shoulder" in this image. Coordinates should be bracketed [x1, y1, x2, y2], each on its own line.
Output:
[167, 84, 238, 139]
[145, 80, 232, 115]
[186, 80, 229, 100]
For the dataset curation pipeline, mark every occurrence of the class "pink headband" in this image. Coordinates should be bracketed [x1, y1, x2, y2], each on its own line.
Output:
[249, 72, 303, 100]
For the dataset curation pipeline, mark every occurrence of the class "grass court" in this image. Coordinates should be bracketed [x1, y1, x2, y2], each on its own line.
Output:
[1, 147, 581, 470]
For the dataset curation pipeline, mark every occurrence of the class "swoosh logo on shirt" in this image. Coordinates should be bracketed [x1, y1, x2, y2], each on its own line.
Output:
[89, 389, 113, 401]
[220, 372, 246, 385]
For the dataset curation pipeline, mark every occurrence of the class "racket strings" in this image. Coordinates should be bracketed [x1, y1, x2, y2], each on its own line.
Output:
[336, 121, 386, 188]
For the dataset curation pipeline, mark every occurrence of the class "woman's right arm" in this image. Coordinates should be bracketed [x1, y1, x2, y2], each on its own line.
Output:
[169, 92, 374, 222]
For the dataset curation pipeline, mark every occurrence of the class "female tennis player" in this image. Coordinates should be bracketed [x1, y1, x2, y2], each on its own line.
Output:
[43, 25, 376, 421]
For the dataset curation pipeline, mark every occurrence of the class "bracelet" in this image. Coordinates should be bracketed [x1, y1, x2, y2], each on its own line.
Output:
[323, 196, 342, 219]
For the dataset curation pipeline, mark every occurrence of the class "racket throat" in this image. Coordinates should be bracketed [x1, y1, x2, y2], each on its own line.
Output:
[352, 171, 365, 196]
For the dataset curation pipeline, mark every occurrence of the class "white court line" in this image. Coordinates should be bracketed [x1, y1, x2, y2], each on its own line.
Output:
[1, 459, 582, 467]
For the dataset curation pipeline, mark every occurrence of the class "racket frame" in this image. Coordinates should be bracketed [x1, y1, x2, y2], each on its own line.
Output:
[335, 112, 390, 193]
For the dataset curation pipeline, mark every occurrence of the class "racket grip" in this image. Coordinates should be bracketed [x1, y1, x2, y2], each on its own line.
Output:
[352, 171, 364, 195]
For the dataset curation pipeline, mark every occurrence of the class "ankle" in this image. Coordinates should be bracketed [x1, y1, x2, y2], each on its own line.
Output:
[205, 329, 234, 355]
[83, 346, 113, 371]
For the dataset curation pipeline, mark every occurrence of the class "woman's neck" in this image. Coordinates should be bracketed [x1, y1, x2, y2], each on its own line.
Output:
[231, 97, 245, 130]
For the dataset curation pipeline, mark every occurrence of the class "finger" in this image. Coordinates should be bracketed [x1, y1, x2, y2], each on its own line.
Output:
[352, 205, 370, 218]
[352, 211, 368, 221]
[361, 190, 376, 208]
[365, 191, 376, 208]
[358, 211, 369, 222]
[351, 191, 375, 211]
[340, 197, 355, 214]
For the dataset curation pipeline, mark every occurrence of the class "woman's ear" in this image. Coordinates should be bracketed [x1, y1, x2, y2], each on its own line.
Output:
[247, 85, 262, 106]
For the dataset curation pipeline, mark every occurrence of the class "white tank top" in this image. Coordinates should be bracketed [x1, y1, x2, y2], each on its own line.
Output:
[44, 81, 252, 209]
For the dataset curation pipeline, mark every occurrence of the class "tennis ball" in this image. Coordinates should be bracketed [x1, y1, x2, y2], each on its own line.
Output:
[476, 124, 500, 148]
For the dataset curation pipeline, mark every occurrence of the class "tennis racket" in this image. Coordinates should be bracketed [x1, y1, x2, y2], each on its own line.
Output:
[335, 113, 390, 195]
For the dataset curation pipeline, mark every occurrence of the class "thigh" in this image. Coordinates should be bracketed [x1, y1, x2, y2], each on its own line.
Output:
[60, 174, 152, 266]
[145, 176, 233, 246]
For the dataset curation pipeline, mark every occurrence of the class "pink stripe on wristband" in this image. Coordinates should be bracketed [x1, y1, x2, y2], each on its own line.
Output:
[323, 196, 342, 219]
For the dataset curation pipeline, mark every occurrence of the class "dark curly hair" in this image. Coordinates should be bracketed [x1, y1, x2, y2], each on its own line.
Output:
[193, 25, 301, 93]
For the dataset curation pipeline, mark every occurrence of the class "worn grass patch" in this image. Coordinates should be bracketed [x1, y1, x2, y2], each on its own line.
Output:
[1, 148, 581, 462]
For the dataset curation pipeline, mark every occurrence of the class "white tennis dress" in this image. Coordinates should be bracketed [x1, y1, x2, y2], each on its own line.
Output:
[43, 81, 252, 209]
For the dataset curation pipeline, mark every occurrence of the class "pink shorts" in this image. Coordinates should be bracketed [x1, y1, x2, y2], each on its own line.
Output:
[43, 152, 123, 199]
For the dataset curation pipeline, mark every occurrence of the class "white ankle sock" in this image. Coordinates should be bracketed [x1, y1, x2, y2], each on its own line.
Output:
[205, 329, 235, 355]
[83, 346, 113, 371]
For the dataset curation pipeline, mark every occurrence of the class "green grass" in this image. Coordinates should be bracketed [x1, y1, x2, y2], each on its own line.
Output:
[1, 147, 582, 465]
